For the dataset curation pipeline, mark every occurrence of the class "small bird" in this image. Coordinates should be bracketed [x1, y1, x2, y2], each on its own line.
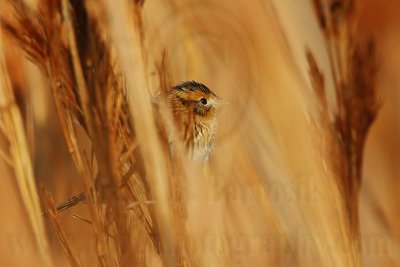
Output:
[164, 81, 219, 164]
[50, 81, 220, 214]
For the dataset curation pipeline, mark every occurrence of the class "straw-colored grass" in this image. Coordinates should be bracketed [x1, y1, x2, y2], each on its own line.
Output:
[0, 0, 398, 266]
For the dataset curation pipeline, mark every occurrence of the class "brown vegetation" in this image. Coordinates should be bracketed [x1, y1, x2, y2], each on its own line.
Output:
[0, 0, 398, 266]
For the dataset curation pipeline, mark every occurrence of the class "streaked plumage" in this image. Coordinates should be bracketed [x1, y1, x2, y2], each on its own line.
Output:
[166, 81, 219, 163]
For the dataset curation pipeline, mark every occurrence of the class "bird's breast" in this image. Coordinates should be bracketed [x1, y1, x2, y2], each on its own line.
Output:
[192, 120, 217, 163]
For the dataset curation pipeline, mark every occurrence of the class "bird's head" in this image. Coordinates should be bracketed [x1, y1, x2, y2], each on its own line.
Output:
[156, 81, 225, 163]
[167, 81, 219, 125]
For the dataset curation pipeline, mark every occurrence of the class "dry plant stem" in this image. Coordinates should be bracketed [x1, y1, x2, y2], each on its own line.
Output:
[311, 0, 342, 111]
[101, 0, 176, 265]
[306, 49, 328, 117]
[0, 29, 50, 266]
[1, 1, 89, 181]
[61, 1, 135, 266]
[59, 3, 112, 266]
[4, 0, 177, 265]
[310, 0, 379, 264]
[42, 187, 82, 267]
[155, 53, 196, 266]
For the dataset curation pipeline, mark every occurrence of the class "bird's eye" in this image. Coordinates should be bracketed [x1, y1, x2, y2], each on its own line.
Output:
[200, 98, 207, 105]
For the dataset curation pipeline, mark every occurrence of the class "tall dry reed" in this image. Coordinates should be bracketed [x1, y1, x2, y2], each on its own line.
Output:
[0, 0, 393, 267]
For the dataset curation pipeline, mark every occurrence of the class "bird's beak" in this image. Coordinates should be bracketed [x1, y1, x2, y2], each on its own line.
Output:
[214, 97, 232, 107]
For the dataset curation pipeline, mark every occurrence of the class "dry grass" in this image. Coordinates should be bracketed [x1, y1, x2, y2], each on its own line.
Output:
[0, 22, 50, 266]
[307, 1, 379, 265]
[0, 0, 398, 266]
